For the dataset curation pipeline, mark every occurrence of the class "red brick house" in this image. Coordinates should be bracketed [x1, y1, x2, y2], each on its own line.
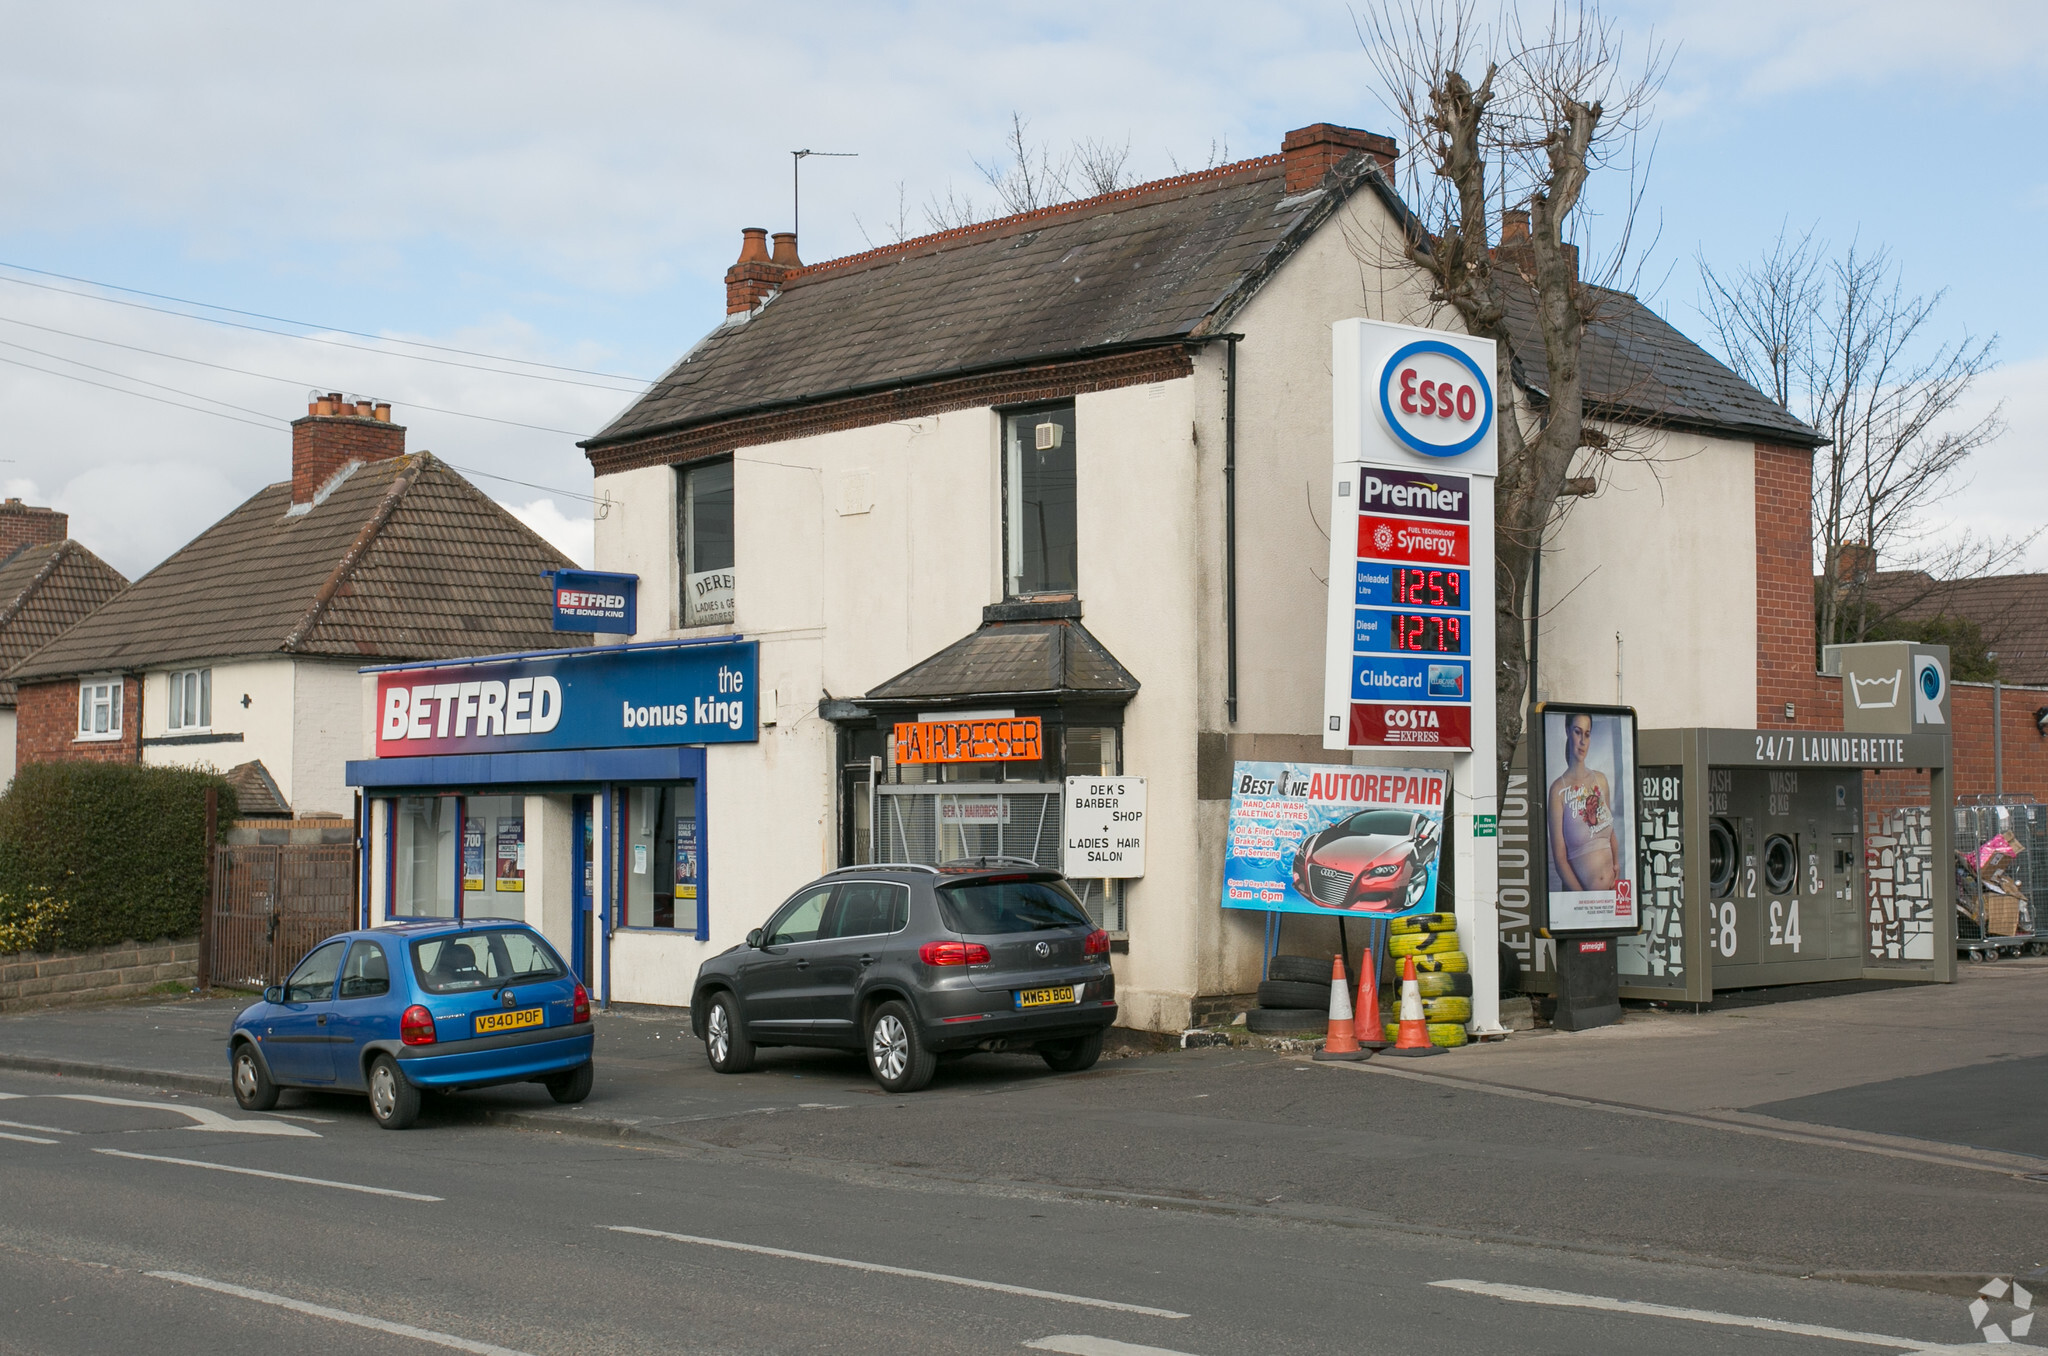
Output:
[0, 501, 130, 785]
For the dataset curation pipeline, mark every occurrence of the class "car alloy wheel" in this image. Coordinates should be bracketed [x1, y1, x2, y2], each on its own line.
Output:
[870, 1012, 909, 1082]
[703, 992, 755, 1073]
[708, 1003, 731, 1064]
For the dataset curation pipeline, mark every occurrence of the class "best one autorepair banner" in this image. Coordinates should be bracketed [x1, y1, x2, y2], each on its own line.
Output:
[374, 641, 758, 757]
[1221, 761, 1445, 919]
[893, 716, 1043, 765]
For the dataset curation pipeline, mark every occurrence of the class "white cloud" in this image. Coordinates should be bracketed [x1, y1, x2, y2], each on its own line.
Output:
[1915, 348, 2048, 572]
[504, 497, 594, 569]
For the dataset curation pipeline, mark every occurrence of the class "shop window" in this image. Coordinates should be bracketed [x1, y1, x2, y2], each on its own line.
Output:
[77, 677, 122, 741]
[394, 796, 457, 918]
[167, 669, 211, 731]
[678, 458, 735, 627]
[1003, 403, 1077, 597]
[462, 795, 526, 914]
[623, 783, 700, 930]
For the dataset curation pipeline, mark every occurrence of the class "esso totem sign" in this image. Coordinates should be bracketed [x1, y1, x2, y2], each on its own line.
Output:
[1332, 319, 1500, 476]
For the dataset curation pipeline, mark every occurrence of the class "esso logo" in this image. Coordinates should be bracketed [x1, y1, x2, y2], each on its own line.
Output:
[1378, 339, 1493, 458]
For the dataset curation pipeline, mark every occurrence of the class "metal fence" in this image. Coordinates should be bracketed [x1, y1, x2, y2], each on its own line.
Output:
[204, 844, 358, 990]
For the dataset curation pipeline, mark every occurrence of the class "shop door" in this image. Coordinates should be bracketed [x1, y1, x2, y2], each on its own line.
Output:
[571, 795, 594, 985]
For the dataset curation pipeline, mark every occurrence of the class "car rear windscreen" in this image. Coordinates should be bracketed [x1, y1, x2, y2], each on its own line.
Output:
[412, 929, 566, 994]
[937, 878, 1093, 935]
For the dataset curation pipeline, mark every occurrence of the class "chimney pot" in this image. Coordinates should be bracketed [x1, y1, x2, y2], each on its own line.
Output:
[354, 400, 373, 418]
[770, 232, 802, 268]
[1500, 208, 1530, 245]
[736, 228, 771, 265]
[373, 402, 392, 422]
[291, 395, 406, 508]
[725, 226, 799, 314]
[1280, 122, 1399, 195]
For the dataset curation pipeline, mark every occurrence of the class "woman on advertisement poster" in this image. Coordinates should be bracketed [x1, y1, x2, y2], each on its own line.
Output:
[1548, 713, 1619, 892]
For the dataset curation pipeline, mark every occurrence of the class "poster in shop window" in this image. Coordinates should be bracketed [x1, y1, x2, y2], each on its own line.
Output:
[461, 819, 486, 893]
[675, 818, 698, 901]
[1221, 761, 1446, 918]
[495, 817, 525, 893]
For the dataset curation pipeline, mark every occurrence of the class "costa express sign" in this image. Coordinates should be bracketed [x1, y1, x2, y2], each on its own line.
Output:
[894, 717, 1043, 765]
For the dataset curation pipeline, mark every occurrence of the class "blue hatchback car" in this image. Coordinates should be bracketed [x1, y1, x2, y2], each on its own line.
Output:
[226, 919, 594, 1130]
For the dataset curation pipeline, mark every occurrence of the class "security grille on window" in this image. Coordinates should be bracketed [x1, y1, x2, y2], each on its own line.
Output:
[677, 459, 735, 627]
[167, 669, 211, 731]
[77, 678, 121, 739]
[1003, 404, 1077, 597]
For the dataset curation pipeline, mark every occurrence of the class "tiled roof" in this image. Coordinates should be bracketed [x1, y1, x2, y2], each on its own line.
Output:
[1869, 570, 2048, 686]
[224, 759, 290, 817]
[0, 540, 129, 707]
[864, 618, 1141, 704]
[587, 156, 1818, 453]
[10, 454, 587, 681]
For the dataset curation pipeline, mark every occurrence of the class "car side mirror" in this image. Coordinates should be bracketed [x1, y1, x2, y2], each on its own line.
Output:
[262, 986, 283, 1004]
[746, 929, 763, 949]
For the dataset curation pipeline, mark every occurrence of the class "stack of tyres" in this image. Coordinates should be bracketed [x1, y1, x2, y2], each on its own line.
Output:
[1379, 913, 1471, 1047]
[1247, 954, 1338, 1035]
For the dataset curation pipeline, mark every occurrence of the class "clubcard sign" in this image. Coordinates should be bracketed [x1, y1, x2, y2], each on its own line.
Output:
[1221, 761, 1445, 919]
[373, 640, 758, 757]
[1326, 320, 1497, 754]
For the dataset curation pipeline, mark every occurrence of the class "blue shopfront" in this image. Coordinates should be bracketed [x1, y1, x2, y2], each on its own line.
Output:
[345, 638, 757, 1008]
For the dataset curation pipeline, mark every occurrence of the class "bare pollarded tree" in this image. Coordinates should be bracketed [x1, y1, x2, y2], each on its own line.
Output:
[1359, 0, 1666, 784]
[1699, 230, 2022, 654]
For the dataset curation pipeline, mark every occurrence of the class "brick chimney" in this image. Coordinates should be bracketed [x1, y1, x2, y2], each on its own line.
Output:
[291, 392, 404, 507]
[1281, 123, 1398, 194]
[0, 499, 67, 558]
[1836, 542, 1877, 586]
[725, 227, 801, 314]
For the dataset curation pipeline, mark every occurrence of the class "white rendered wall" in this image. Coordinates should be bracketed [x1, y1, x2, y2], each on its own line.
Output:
[0, 709, 15, 792]
[141, 658, 297, 799]
[1537, 430, 1757, 727]
[290, 660, 365, 815]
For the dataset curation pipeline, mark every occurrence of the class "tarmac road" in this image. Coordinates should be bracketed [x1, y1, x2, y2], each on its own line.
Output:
[0, 1064, 2027, 1355]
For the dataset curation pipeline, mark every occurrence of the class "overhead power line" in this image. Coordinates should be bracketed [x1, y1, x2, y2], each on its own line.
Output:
[0, 271, 646, 393]
[0, 260, 655, 385]
[0, 352, 280, 430]
[0, 312, 596, 437]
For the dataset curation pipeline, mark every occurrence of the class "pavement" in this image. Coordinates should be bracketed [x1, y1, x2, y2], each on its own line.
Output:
[4, 962, 2048, 1324]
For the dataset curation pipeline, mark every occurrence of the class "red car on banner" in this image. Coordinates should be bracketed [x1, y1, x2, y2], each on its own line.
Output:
[1290, 808, 1442, 912]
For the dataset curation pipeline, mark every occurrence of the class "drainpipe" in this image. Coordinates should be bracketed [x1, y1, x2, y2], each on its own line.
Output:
[1223, 335, 1240, 726]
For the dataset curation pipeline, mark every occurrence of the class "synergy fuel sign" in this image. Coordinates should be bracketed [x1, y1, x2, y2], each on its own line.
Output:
[1326, 320, 1498, 753]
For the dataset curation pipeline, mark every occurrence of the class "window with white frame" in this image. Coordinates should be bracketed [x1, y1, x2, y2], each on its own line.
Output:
[77, 678, 122, 740]
[167, 668, 211, 731]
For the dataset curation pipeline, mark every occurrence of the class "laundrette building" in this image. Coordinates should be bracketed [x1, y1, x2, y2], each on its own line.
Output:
[349, 122, 1825, 1030]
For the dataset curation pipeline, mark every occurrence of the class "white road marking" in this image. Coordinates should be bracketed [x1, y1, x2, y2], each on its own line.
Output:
[259, 1111, 335, 1124]
[1027, 1338, 1204, 1355]
[607, 1225, 1189, 1319]
[0, 1118, 75, 1135]
[0, 1129, 57, 1144]
[1431, 1279, 2017, 1351]
[145, 1272, 532, 1355]
[95, 1149, 441, 1201]
[57, 1094, 319, 1137]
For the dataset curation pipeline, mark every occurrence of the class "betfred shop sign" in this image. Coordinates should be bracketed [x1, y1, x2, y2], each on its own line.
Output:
[373, 640, 758, 757]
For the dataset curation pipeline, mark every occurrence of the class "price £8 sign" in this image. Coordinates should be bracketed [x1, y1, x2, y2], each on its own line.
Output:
[1378, 339, 1494, 459]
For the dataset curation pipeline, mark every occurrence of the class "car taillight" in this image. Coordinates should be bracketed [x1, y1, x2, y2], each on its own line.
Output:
[919, 940, 992, 966]
[572, 983, 590, 1024]
[400, 1005, 436, 1046]
[1083, 929, 1111, 956]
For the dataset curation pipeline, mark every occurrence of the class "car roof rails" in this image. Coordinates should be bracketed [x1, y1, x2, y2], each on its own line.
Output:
[822, 862, 943, 876]
[937, 856, 1053, 872]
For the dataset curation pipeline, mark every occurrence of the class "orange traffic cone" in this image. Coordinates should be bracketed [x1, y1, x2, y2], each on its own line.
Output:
[1356, 942, 1392, 1051]
[1313, 953, 1368, 1062]
[1384, 954, 1443, 1058]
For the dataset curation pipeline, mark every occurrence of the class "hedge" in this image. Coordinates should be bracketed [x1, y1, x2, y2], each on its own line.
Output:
[0, 762, 236, 951]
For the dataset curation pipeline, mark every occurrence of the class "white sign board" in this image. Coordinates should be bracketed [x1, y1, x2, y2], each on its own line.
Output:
[1063, 777, 1146, 879]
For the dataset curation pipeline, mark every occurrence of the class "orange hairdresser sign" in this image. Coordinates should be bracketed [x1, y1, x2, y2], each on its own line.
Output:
[894, 716, 1044, 765]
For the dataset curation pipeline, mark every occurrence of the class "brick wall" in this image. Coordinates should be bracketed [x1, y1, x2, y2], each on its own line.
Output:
[0, 499, 66, 557]
[1754, 443, 1841, 727]
[15, 677, 140, 771]
[1949, 682, 2048, 799]
[0, 939, 198, 1012]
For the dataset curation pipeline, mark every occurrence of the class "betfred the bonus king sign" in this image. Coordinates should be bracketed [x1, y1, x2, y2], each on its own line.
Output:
[1326, 320, 1498, 753]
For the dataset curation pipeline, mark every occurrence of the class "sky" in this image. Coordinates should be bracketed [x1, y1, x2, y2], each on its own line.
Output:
[1, 0, 2044, 580]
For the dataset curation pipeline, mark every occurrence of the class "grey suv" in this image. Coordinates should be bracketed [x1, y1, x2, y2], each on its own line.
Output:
[689, 861, 1117, 1093]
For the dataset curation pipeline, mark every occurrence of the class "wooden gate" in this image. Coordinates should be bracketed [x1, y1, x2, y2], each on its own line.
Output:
[204, 844, 358, 990]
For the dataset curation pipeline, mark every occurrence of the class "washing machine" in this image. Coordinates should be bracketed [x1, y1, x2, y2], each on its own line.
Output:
[1702, 765, 1864, 988]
